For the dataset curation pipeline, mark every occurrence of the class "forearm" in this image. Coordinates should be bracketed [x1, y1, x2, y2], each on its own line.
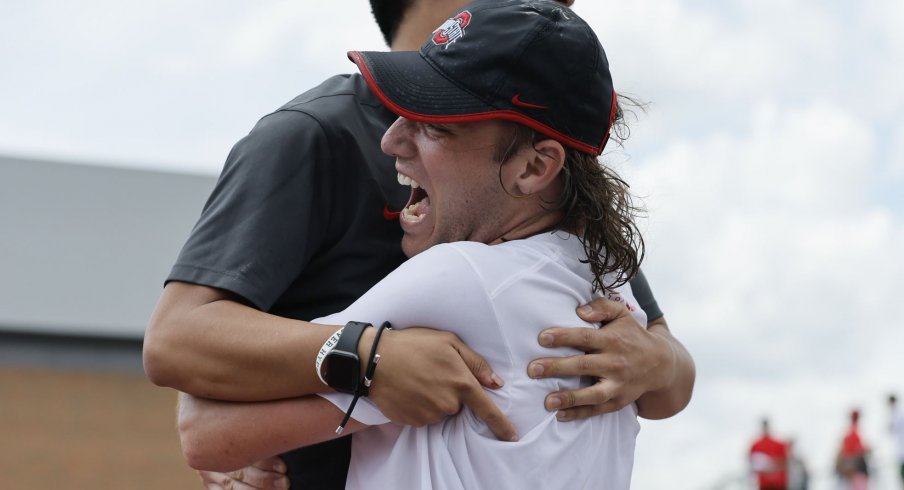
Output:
[143, 282, 338, 400]
[634, 317, 695, 419]
[178, 392, 365, 472]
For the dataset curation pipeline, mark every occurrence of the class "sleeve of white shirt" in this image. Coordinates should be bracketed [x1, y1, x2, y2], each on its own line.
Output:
[317, 243, 494, 426]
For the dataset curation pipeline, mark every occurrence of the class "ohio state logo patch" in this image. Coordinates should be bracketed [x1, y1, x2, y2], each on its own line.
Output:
[432, 11, 471, 48]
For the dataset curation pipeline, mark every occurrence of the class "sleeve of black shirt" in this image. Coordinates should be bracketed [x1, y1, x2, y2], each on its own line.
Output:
[629, 268, 664, 322]
[167, 109, 333, 311]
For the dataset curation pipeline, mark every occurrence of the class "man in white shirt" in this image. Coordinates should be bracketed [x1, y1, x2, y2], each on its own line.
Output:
[178, 1, 673, 488]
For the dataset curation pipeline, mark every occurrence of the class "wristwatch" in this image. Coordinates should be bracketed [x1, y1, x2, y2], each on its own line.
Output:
[323, 321, 371, 394]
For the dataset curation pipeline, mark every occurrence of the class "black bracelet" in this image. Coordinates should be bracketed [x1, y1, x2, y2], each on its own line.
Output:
[362, 321, 390, 397]
[336, 321, 391, 435]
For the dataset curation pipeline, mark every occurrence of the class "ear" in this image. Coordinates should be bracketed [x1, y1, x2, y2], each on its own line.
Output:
[508, 138, 566, 196]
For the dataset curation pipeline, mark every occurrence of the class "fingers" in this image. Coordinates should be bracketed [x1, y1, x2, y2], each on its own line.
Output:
[574, 298, 630, 325]
[250, 456, 287, 474]
[450, 339, 515, 440]
[197, 460, 290, 490]
[460, 383, 519, 442]
[544, 381, 631, 420]
[554, 404, 606, 422]
[199, 470, 236, 490]
[529, 349, 624, 380]
[452, 340, 505, 390]
[370, 328, 508, 427]
[537, 324, 606, 353]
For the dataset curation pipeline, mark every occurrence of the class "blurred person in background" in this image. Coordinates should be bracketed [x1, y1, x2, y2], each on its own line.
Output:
[750, 418, 789, 490]
[835, 408, 870, 490]
[786, 438, 809, 490]
[890, 394, 904, 489]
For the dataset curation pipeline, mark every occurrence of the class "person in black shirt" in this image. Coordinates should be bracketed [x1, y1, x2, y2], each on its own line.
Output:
[143, 1, 695, 489]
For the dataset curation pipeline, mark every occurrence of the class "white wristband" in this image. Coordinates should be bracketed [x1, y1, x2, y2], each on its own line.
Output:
[315, 327, 344, 385]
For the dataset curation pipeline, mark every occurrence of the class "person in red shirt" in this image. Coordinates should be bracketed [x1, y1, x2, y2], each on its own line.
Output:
[750, 418, 789, 490]
[836, 409, 870, 490]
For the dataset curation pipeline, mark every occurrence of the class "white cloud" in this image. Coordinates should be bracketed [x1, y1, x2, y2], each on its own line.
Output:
[890, 123, 904, 177]
[579, 0, 839, 100]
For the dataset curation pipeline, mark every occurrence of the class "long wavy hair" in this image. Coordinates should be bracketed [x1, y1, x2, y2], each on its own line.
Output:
[494, 97, 646, 292]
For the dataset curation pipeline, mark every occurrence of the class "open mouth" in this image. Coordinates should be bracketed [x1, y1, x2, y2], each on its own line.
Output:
[398, 173, 430, 223]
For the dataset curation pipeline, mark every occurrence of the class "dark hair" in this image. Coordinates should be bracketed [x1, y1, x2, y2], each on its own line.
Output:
[494, 96, 646, 292]
[370, 0, 414, 46]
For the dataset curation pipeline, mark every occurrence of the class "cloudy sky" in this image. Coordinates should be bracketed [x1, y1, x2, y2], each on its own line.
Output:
[3, 0, 903, 488]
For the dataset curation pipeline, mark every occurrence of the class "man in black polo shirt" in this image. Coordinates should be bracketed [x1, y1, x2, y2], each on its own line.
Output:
[143, 1, 695, 488]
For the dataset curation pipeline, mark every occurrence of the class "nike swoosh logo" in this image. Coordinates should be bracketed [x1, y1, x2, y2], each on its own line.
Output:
[511, 94, 547, 109]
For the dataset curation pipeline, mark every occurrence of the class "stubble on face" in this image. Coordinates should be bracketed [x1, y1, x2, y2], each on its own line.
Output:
[392, 120, 513, 257]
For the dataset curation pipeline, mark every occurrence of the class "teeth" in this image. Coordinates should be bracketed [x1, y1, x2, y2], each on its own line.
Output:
[401, 202, 424, 222]
[397, 172, 420, 189]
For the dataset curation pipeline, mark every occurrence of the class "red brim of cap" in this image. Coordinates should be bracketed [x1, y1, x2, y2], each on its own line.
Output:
[348, 50, 606, 155]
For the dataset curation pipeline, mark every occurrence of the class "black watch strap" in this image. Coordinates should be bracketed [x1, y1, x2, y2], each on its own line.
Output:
[324, 321, 371, 393]
[335, 321, 370, 356]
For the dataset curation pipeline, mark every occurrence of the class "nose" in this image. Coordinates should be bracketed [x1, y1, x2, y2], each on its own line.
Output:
[381, 117, 416, 159]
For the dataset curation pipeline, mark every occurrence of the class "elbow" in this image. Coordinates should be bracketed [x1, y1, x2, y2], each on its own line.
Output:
[636, 390, 694, 420]
[180, 431, 225, 472]
[180, 431, 231, 472]
[142, 336, 167, 387]
[143, 309, 189, 388]
[180, 429, 247, 473]
[178, 402, 230, 472]
[636, 357, 696, 420]
[179, 423, 209, 471]
[143, 281, 214, 389]
[177, 395, 250, 473]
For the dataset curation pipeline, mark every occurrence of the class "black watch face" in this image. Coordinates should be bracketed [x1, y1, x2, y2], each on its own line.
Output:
[326, 351, 360, 394]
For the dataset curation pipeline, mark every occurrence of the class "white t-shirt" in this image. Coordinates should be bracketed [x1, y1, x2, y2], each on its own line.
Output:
[318, 232, 646, 490]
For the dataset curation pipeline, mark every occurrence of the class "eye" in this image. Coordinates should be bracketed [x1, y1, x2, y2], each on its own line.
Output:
[423, 123, 451, 136]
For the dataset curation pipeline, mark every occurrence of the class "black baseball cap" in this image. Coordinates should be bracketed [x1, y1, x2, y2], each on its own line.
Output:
[348, 0, 616, 155]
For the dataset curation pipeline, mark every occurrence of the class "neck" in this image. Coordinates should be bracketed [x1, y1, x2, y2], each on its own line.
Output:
[390, 0, 464, 51]
[491, 209, 563, 244]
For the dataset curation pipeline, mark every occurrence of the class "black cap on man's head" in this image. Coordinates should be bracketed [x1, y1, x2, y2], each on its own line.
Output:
[349, 0, 616, 155]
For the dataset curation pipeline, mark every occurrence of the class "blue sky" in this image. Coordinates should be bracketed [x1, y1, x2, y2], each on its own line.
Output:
[2, 1, 903, 488]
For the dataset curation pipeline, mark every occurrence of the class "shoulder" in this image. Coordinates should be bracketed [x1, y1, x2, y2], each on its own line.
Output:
[421, 237, 569, 295]
[399, 242, 483, 277]
[229, 74, 387, 170]
[270, 73, 390, 135]
[279, 74, 377, 111]
[247, 75, 362, 141]
[384, 244, 494, 303]
[388, 235, 582, 293]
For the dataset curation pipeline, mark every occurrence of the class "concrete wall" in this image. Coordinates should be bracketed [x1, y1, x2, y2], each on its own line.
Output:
[0, 155, 216, 339]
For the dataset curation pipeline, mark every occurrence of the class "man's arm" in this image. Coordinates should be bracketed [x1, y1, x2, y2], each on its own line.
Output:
[143, 281, 336, 401]
[635, 315, 695, 419]
[528, 298, 695, 420]
[178, 392, 368, 472]
[144, 281, 516, 436]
